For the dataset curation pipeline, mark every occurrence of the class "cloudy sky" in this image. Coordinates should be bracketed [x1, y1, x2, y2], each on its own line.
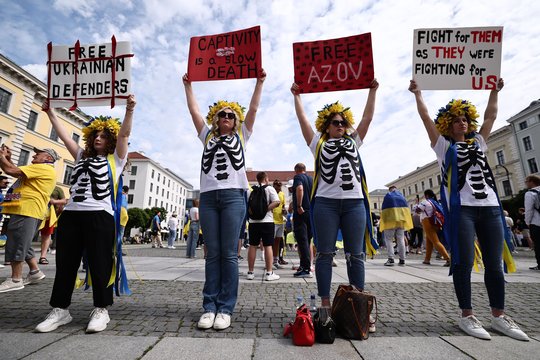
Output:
[1, 0, 539, 190]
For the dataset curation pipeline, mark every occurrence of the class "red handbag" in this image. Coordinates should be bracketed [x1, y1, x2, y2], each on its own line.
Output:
[283, 304, 315, 346]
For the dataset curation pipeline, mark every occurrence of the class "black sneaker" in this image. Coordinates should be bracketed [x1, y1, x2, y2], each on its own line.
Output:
[293, 268, 313, 278]
[237, 255, 244, 261]
[384, 258, 395, 266]
[398, 259, 405, 266]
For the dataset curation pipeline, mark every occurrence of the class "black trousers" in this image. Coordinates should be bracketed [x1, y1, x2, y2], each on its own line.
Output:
[531, 224, 540, 267]
[293, 211, 312, 270]
[50, 210, 115, 308]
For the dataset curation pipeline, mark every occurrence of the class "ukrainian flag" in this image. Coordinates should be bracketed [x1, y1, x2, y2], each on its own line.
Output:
[379, 191, 413, 232]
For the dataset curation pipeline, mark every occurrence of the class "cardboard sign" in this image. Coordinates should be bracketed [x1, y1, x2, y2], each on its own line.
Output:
[47, 36, 133, 109]
[293, 33, 374, 94]
[413, 26, 503, 90]
[188, 26, 262, 81]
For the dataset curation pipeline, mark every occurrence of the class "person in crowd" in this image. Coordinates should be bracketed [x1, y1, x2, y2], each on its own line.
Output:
[182, 68, 265, 330]
[35, 95, 136, 333]
[167, 212, 179, 249]
[38, 185, 65, 264]
[380, 186, 413, 266]
[517, 208, 533, 249]
[290, 79, 379, 327]
[186, 200, 200, 257]
[416, 189, 450, 266]
[119, 185, 129, 244]
[410, 196, 424, 254]
[524, 174, 540, 270]
[272, 179, 287, 267]
[0, 146, 57, 292]
[151, 210, 164, 248]
[410, 78, 529, 341]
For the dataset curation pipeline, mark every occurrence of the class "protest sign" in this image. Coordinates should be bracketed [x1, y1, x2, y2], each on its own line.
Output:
[47, 36, 133, 109]
[292, 33, 374, 94]
[188, 26, 261, 81]
[413, 26, 503, 90]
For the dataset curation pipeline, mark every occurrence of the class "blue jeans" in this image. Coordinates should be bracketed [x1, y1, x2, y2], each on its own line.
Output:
[452, 206, 505, 310]
[199, 189, 246, 315]
[186, 222, 200, 257]
[168, 229, 177, 247]
[313, 197, 366, 298]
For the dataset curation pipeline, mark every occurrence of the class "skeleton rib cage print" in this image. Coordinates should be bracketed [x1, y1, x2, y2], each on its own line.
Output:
[319, 138, 361, 191]
[70, 156, 111, 202]
[201, 133, 245, 181]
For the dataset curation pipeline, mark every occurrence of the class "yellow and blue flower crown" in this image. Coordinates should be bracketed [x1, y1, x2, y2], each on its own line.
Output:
[82, 116, 121, 142]
[206, 100, 245, 125]
[434, 99, 479, 137]
[315, 101, 354, 133]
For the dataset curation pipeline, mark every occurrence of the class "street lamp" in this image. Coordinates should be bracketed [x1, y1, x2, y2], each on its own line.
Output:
[495, 164, 513, 198]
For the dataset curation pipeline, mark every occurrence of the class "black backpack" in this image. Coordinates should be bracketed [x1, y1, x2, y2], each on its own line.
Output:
[248, 185, 269, 220]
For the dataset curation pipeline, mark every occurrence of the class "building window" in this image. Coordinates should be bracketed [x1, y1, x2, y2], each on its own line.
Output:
[156, 185, 159, 194]
[151, 169, 155, 179]
[155, 199, 157, 207]
[502, 180, 512, 197]
[0, 88, 12, 113]
[129, 180, 136, 189]
[27, 111, 38, 130]
[131, 165, 137, 175]
[168, 179, 170, 187]
[63, 165, 74, 185]
[158, 173, 160, 181]
[150, 183, 153, 192]
[528, 158, 538, 174]
[160, 201, 163, 207]
[496, 150, 505, 165]
[421, 181, 425, 190]
[437, 175, 441, 185]
[414, 184, 418, 193]
[167, 191, 169, 199]
[128, 194, 134, 204]
[17, 149, 30, 166]
[163, 176, 166, 185]
[429, 178, 433, 188]
[518, 121, 528, 130]
[408, 186, 411, 195]
[374, 202, 378, 209]
[50, 127, 59, 141]
[162, 189, 164, 196]
[148, 197, 152, 207]
[523, 136, 532, 151]
[72, 133, 80, 144]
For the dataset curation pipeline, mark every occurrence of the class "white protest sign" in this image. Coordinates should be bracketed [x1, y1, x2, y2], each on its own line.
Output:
[47, 36, 133, 109]
[412, 26, 503, 90]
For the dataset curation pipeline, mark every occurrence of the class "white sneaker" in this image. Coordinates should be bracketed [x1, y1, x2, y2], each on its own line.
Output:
[369, 314, 376, 333]
[246, 272, 255, 280]
[50, 249, 56, 255]
[458, 315, 491, 340]
[35, 308, 72, 333]
[197, 312, 216, 329]
[167, 246, 176, 249]
[491, 315, 530, 341]
[265, 272, 280, 281]
[86, 308, 110, 333]
[0, 278, 24, 293]
[23, 270, 46, 285]
[0, 264, 4, 269]
[213, 313, 231, 330]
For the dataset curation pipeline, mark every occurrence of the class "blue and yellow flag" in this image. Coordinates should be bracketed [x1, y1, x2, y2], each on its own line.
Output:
[379, 190, 413, 232]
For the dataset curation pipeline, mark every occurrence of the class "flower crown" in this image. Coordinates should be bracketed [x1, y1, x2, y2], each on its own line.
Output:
[315, 101, 354, 133]
[434, 99, 479, 137]
[82, 116, 121, 142]
[206, 100, 245, 125]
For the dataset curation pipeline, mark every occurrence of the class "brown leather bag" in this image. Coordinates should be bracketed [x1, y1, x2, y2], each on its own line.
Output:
[331, 284, 376, 340]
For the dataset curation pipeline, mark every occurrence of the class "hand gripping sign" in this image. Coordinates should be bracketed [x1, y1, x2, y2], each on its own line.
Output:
[188, 26, 262, 81]
[412, 26, 503, 90]
[47, 36, 133, 110]
[293, 33, 374, 94]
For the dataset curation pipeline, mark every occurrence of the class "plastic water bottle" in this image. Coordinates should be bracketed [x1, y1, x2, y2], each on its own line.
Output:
[309, 294, 317, 317]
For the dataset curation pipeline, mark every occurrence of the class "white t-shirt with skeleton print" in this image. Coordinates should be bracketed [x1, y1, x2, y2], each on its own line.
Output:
[198, 124, 251, 193]
[64, 149, 127, 215]
[433, 134, 499, 207]
[309, 133, 364, 200]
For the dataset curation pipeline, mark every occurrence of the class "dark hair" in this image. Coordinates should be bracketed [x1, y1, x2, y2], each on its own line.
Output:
[0, 175, 8, 181]
[294, 163, 306, 172]
[424, 189, 437, 200]
[321, 113, 351, 135]
[82, 129, 117, 159]
[122, 185, 129, 193]
[526, 174, 540, 186]
[256, 171, 267, 183]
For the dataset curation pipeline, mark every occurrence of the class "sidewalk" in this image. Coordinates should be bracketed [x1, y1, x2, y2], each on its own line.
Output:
[1, 243, 539, 359]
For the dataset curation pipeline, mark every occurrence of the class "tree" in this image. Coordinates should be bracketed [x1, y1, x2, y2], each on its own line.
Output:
[126, 207, 149, 239]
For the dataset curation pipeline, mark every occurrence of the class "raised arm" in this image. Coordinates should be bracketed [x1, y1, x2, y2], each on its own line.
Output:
[182, 73, 206, 135]
[0, 145, 23, 178]
[355, 78, 379, 141]
[244, 68, 266, 133]
[116, 94, 136, 159]
[42, 102, 82, 159]
[479, 78, 504, 141]
[291, 83, 314, 145]
[409, 80, 439, 147]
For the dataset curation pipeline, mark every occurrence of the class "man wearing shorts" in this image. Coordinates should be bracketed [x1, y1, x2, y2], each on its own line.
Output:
[0, 146, 58, 292]
[272, 179, 287, 268]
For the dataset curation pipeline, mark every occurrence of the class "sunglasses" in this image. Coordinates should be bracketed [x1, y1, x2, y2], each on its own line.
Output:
[330, 120, 347, 127]
[218, 111, 236, 120]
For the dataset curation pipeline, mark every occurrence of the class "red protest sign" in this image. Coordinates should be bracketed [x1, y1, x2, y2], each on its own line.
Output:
[293, 33, 374, 94]
[188, 26, 262, 81]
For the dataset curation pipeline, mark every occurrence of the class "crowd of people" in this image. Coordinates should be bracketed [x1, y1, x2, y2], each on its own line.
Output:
[0, 72, 539, 345]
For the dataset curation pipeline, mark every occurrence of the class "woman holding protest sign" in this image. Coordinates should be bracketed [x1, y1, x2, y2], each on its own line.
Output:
[35, 95, 136, 334]
[409, 78, 529, 341]
[290, 79, 379, 323]
[182, 69, 266, 331]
